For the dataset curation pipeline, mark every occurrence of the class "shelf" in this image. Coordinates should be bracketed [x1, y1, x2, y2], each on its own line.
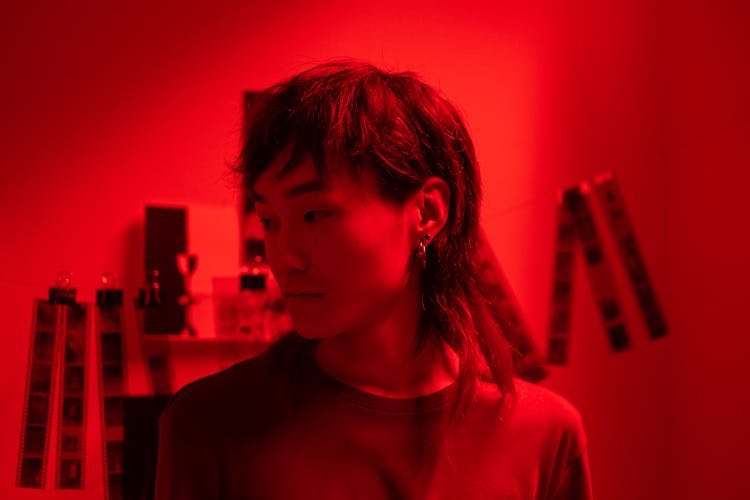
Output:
[141, 334, 261, 343]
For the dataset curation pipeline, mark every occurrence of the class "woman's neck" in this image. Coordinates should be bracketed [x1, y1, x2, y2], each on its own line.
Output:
[314, 319, 458, 399]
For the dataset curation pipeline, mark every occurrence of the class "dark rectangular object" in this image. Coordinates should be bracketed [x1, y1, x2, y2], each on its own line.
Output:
[123, 395, 171, 500]
[144, 206, 186, 334]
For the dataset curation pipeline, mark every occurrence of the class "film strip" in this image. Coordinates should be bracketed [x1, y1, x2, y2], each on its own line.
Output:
[591, 173, 668, 339]
[548, 191, 578, 365]
[16, 299, 62, 489]
[476, 227, 547, 382]
[548, 185, 631, 364]
[568, 183, 631, 353]
[96, 277, 126, 500]
[55, 302, 90, 489]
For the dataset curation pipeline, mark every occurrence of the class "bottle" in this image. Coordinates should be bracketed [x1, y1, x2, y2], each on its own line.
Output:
[238, 261, 270, 344]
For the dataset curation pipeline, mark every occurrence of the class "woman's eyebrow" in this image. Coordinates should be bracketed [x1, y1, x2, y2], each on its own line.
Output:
[253, 180, 331, 203]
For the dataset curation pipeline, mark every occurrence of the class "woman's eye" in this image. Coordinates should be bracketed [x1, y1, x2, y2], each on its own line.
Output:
[257, 211, 329, 230]
[303, 211, 329, 224]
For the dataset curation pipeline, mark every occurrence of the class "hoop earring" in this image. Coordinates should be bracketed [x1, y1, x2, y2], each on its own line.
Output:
[416, 233, 431, 270]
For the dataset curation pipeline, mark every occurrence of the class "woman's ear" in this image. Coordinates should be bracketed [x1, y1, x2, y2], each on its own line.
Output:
[415, 177, 451, 240]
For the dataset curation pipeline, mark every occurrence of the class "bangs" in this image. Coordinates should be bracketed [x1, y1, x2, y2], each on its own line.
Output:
[238, 61, 430, 202]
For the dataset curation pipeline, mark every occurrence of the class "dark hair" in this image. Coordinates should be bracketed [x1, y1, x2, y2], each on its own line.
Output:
[236, 59, 516, 416]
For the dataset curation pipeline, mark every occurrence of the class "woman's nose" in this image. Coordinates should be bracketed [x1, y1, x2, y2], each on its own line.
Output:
[267, 229, 309, 275]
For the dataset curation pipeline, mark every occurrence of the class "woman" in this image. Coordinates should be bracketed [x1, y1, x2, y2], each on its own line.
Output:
[156, 60, 592, 499]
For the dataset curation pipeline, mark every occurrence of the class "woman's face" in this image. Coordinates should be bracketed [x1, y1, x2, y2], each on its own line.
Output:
[252, 153, 419, 339]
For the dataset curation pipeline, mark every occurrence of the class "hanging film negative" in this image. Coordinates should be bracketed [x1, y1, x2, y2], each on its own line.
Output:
[55, 302, 90, 490]
[16, 299, 62, 489]
[476, 227, 547, 381]
[547, 191, 578, 365]
[591, 173, 668, 339]
[548, 185, 631, 364]
[96, 276, 127, 500]
[569, 183, 631, 353]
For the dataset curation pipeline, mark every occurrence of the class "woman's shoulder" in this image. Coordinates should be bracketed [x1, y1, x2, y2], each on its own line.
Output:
[471, 378, 588, 471]
[468, 379, 592, 497]
[475, 377, 587, 441]
[512, 378, 584, 427]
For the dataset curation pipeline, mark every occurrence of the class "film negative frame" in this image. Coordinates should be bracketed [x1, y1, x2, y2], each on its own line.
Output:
[547, 184, 632, 364]
[569, 183, 631, 353]
[548, 191, 578, 365]
[96, 292, 127, 500]
[16, 299, 62, 488]
[592, 173, 668, 339]
[55, 302, 90, 490]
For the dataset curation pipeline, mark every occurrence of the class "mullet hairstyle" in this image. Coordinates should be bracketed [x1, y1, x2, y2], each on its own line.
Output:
[236, 60, 516, 418]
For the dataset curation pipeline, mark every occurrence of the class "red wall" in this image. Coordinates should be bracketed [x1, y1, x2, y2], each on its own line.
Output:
[1, 1, 748, 498]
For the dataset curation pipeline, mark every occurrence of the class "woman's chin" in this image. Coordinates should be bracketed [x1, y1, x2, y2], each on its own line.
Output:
[291, 322, 338, 340]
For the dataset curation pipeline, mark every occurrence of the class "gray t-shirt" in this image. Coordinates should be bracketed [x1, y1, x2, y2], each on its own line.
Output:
[156, 334, 592, 499]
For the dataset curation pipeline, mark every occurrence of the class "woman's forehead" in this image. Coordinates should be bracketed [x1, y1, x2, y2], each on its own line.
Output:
[253, 153, 376, 204]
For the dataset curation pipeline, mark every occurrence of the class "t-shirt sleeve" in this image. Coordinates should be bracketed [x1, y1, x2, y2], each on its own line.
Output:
[550, 448, 593, 500]
[154, 392, 221, 499]
[548, 407, 593, 500]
